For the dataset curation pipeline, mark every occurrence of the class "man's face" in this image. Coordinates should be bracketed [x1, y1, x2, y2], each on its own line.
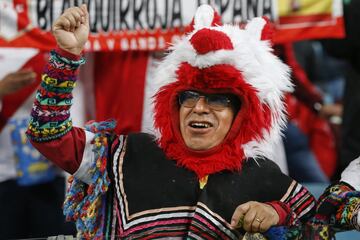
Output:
[179, 91, 235, 150]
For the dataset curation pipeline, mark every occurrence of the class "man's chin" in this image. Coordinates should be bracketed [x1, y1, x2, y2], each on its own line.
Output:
[185, 140, 213, 151]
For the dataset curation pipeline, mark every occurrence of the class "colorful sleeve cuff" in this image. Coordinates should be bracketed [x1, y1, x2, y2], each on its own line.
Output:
[55, 47, 82, 60]
[266, 201, 291, 226]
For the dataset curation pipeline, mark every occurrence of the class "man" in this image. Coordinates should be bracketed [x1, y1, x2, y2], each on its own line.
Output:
[26, 4, 316, 239]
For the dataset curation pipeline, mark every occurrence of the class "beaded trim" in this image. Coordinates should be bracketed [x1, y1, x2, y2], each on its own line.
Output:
[63, 120, 116, 239]
[26, 50, 85, 142]
[49, 50, 86, 68]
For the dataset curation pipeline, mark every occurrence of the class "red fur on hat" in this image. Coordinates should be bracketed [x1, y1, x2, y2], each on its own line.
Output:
[190, 29, 234, 55]
[153, 63, 272, 179]
[260, 16, 274, 42]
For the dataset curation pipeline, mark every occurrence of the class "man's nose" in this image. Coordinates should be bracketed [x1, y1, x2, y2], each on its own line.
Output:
[192, 96, 210, 113]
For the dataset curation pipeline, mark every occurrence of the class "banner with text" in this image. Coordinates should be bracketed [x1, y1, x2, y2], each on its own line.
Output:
[0, 0, 344, 51]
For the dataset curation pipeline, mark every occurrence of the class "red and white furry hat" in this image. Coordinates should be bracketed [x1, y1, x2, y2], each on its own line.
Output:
[152, 4, 292, 179]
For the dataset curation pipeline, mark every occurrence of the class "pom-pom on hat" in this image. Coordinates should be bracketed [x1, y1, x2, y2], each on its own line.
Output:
[152, 4, 292, 178]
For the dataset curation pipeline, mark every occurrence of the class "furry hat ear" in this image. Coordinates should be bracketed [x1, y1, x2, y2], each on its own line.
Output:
[188, 4, 222, 32]
[245, 16, 274, 41]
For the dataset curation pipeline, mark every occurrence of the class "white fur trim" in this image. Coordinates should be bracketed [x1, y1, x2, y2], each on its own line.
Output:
[270, 139, 288, 174]
[245, 17, 267, 40]
[340, 156, 360, 191]
[73, 130, 95, 184]
[194, 4, 215, 29]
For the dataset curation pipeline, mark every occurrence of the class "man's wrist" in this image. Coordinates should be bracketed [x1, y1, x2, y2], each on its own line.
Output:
[50, 49, 86, 69]
[55, 47, 83, 60]
[265, 201, 291, 226]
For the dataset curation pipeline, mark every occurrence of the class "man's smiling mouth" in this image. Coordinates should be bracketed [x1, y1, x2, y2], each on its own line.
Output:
[189, 121, 213, 129]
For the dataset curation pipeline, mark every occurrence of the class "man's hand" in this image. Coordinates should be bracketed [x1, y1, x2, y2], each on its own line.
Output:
[0, 70, 36, 99]
[230, 201, 279, 233]
[53, 4, 89, 56]
[319, 103, 343, 119]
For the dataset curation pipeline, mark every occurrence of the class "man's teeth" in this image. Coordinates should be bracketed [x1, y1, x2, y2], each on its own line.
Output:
[190, 122, 211, 128]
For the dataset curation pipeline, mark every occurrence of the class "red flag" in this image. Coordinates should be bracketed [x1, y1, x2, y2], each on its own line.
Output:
[94, 51, 149, 134]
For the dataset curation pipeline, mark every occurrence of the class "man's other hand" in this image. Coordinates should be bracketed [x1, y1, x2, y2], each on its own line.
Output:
[230, 201, 279, 233]
[0, 70, 36, 98]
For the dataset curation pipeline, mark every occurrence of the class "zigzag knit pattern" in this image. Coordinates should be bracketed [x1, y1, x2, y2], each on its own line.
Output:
[26, 50, 85, 142]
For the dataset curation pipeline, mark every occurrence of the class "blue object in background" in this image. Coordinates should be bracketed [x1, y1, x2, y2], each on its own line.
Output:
[284, 123, 330, 183]
[9, 118, 56, 186]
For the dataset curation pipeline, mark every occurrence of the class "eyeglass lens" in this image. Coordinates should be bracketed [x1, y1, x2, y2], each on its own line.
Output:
[179, 91, 231, 110]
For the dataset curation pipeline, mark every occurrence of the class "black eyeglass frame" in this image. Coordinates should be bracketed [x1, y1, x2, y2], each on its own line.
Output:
[178, 90, 236, 111]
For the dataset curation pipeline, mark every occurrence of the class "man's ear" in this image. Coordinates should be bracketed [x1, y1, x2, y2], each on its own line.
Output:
[245, 16, 274, 42]
[187, 4, 223, 33]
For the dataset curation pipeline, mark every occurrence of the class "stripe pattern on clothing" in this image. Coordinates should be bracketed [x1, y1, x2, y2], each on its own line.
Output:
[281, 180, 316, 224]
[107, 135, 241, 239]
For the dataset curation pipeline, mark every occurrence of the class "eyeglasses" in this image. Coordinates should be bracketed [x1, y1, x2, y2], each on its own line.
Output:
[178, 90, 235, 110]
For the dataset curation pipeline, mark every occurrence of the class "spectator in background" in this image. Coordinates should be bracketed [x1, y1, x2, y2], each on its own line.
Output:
[322, 0, 360, 178]
[277, 43, 342, 183]
[0, 69, 76, 238]
[293, 40, 348, 107]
